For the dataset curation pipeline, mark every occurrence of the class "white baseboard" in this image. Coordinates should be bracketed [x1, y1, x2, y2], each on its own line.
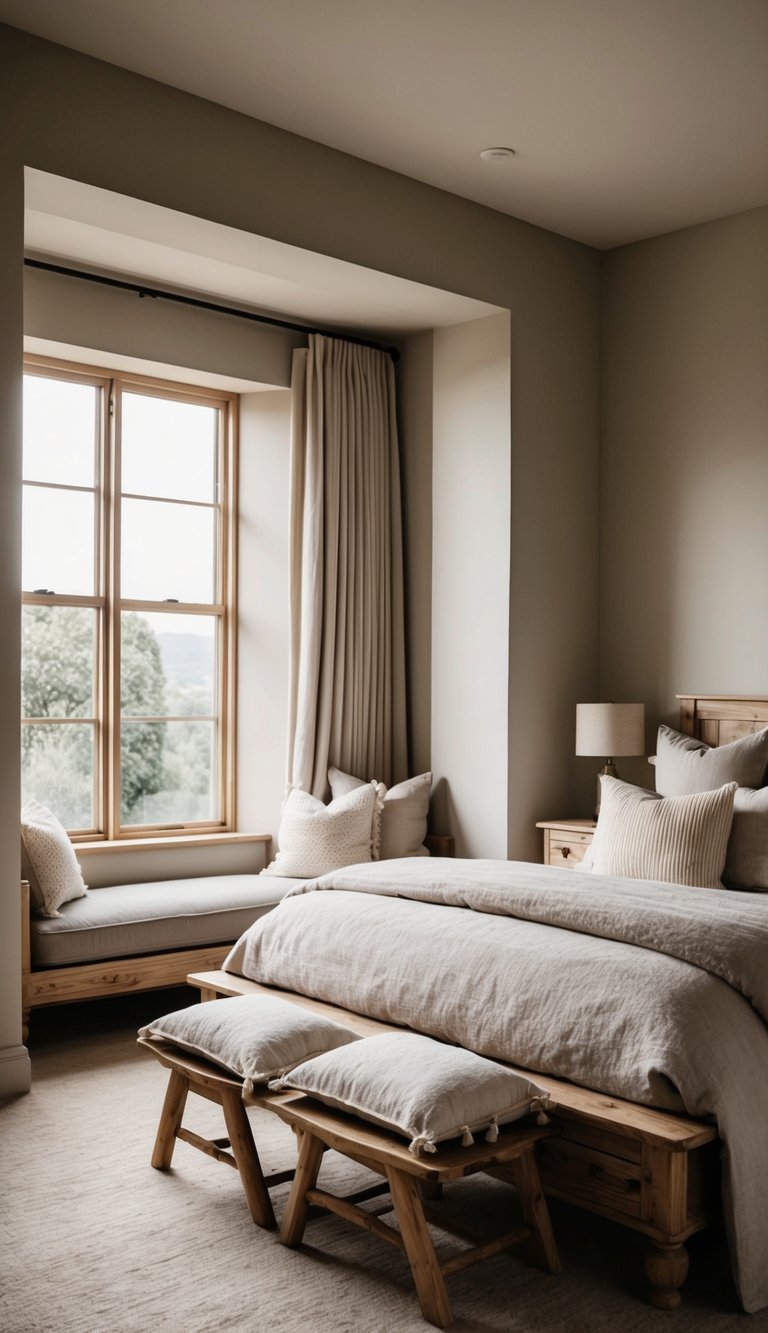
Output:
[0, 1044, 31, 1098]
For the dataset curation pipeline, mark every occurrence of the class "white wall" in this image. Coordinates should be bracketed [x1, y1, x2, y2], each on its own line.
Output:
[237, 390, 292, 841]
[431, 314, 511, 857]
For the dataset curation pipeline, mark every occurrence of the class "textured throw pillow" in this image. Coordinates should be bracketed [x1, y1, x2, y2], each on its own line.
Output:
[269, 1031, 552, 1156]
[328, 767, 431, 858]
[263, 783, 378, 878]
[655, 724, 768, 797]
[723, 787, 768, 891]
[139, 994, 361, 1096]
[21, 799, 88, 918]
[589, 775, 736, 889]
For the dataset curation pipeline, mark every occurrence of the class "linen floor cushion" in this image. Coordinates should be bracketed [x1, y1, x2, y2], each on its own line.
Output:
[270, 1031, 552, 1156]
[138, 994, 361, 1096]
[655, 724, 768, 797]
[21, 798, 88, 918]
[263, 783, 378, 878]
[724, 786, 768, 891]
[589, 775, 736, 889]
[328, 766, 431, 858]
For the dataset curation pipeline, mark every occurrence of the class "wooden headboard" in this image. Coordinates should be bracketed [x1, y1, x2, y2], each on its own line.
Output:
[678, 694, 768, 746]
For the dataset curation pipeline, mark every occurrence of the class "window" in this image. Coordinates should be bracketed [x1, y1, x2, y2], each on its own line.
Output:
[21, 357, 237, 839]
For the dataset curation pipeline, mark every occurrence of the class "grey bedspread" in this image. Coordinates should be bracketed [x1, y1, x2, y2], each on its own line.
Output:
[224, 857, 768, 1311]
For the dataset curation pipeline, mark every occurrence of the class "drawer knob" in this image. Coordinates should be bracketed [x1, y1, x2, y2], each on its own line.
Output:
[561, 846, 570, 859]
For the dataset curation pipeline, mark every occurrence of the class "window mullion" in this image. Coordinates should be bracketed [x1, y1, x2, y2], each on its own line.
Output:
[105, 378, 121, 841]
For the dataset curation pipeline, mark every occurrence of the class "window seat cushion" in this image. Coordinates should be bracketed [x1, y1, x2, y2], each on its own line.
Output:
[29, 874, 298, 968]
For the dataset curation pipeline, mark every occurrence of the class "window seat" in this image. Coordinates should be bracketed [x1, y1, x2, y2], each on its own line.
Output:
[21, 873, 297, 1035]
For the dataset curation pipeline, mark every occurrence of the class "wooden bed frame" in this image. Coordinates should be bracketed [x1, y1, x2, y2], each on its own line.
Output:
[187, 696, 768, 1309]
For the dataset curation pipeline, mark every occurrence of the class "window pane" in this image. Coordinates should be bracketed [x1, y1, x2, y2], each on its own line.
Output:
[121, 611, 216, 718]
[23, 486, 95, 595]
[121, 498, 215, 602]
[22, 723, 95, 829]
[22, 605, 95, 719]
[23, 375, 97, 487]
[122, 393, 217, 502]
[121, 720, 217, 825]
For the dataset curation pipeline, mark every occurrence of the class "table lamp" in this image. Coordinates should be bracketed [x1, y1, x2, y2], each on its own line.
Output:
[575, 702, 645, 817]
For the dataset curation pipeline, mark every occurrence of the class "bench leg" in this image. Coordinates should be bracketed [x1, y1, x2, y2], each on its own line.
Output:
[220, 1087, 276, 1229]
[151, 1069, 189, 1170]
[280, 1129, 326, 1247]
[508, 1148, 561, 1274]
[387, 1166, 453, 1330]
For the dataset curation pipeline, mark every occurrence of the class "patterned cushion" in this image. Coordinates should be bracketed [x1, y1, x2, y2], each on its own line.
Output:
[263, 783, 378, 878]
[328, 767, 431, 858]
[589, 775, 736, 889]
[21, 799, 88, 918]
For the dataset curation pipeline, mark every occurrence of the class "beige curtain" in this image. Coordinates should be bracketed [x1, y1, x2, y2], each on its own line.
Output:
[287, 334, 408, 797]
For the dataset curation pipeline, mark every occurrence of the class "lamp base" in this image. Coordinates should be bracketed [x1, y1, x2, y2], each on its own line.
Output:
[594, 761, 619, 819]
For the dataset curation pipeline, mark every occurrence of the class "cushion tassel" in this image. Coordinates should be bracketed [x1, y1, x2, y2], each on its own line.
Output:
[242, 1077, 255, 1100]
[461, 1125, 474, 1147]
[484, 1116, 499, 1144]
[408, 1135, 437, 1157]
[267, 1077, 286, 1092]
[531, 1094, 555, 1125]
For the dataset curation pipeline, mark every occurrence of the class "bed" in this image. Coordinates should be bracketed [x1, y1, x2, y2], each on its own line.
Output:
[196, 694, 768, 1313]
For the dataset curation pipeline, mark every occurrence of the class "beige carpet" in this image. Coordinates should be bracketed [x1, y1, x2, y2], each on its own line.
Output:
[0, 991, 753, 1333]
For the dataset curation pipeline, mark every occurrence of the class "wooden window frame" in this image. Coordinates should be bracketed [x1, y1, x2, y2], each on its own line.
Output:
[22, 354, 238, 843]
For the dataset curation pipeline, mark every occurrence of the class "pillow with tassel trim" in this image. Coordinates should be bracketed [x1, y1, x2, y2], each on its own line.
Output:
[138, 994, 361, 1097]
[269, 1031, 553, 1156]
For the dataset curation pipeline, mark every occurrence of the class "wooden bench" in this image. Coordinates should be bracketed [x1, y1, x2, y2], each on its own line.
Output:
[274, 1097, 560, 1329]
[188, 969, 719, 1309]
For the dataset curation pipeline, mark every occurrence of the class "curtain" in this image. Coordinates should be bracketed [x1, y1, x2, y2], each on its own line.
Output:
[287, 333, 408, 797]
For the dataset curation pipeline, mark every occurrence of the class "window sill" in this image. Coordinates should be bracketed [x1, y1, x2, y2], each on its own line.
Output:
[73, 832, 271, 856]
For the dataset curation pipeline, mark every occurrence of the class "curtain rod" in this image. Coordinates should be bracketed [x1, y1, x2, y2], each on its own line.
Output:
[24, 258, 400, 362]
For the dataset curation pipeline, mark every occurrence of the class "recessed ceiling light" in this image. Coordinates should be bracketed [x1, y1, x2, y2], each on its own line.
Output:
[479, 147, 516, 161]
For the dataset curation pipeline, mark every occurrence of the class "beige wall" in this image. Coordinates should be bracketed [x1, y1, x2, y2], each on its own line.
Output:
[431, 315, 511, 857]
[601, 205, 768, 783]
[0, 25, 601, 1089]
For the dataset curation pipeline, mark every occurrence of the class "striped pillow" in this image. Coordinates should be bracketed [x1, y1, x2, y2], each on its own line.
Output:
[589, 776, 736, 889]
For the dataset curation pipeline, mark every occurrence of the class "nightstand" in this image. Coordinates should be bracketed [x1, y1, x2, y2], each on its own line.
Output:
[536, 819, 596, 869]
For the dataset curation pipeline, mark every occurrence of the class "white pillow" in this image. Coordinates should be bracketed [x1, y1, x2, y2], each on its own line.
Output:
[270, 1031, 552, 1156]
[139, 994, 361, 1096]
[328, 767, 431, 858]
[263, 783, 378, 878]
[589, 775, 736, 889]
[724, 787, 768, 892]
[21, 799, 88, 918]
[655, 724, 768, 797]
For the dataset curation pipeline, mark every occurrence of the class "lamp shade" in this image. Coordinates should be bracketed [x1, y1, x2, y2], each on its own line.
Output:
[575, 703, 645, 758]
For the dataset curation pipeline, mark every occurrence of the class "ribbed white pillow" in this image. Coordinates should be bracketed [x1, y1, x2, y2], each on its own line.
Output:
[139, 994, 361, 1096]
[270, 1032, 552, 1156]
[21, 799, 88, 918]
[655, 724, 768, 797]
[590, 776, 736, 889]
[328, 767, 431, 858]
[263, 783, 378, 878]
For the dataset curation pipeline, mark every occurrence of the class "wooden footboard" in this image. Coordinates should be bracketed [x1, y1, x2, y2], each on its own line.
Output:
[187, 968, 720, 1309]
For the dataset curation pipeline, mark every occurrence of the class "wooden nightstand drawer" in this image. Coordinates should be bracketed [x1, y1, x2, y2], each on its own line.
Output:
[536, 819, 596, 869]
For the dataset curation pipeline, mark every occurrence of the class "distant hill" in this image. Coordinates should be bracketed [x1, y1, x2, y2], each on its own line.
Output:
[156, 633, 213, 688]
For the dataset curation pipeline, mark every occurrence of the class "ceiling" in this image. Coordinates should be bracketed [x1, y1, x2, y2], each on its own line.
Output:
[2, 0, 767, 249]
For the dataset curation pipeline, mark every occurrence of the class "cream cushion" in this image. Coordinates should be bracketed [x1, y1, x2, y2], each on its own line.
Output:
[328, 767, 431, 858]
[270, 1031, 550, 1156]
[655, 724, 768, 797]
[21, 799, 87, 918]
[263, 783, 378, 878]
[139, 994, 360, 1095]
[724, 787, 768, 892]
[589, 775, 736, 889]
